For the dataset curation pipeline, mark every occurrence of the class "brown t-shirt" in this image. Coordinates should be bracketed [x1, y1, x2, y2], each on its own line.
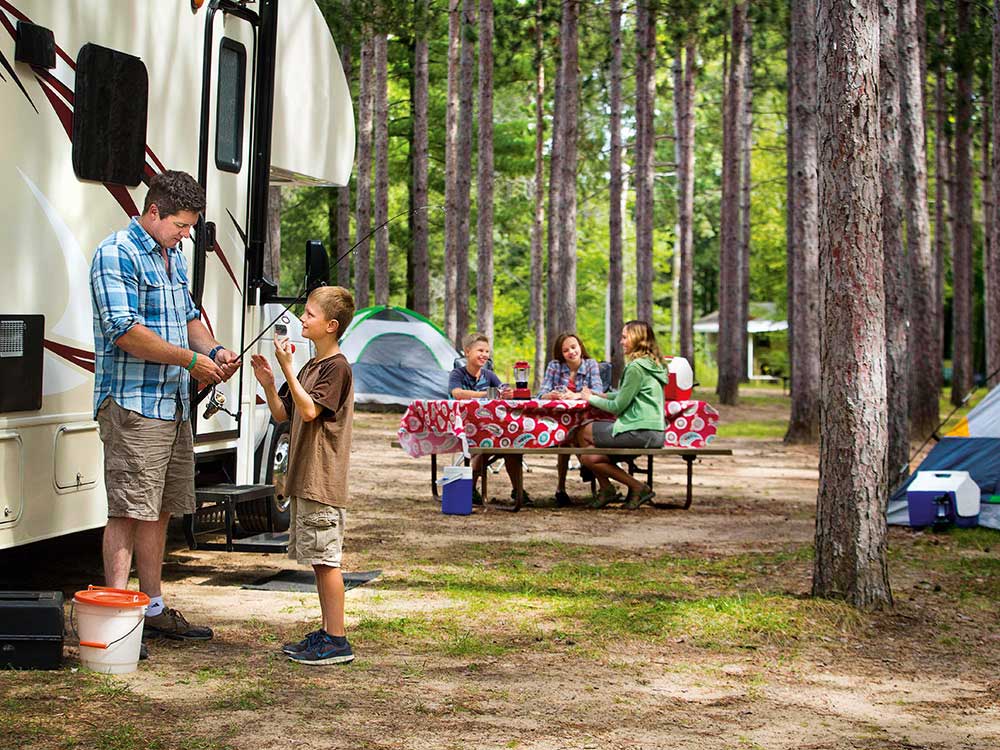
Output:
[279, 353, 354, 507]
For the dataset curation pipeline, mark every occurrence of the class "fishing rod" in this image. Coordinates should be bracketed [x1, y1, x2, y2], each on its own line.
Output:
[895, 362, 1000, 480]
[195, 204, 443, 415]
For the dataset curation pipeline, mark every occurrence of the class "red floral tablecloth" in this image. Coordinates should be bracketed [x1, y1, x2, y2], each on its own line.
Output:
[397, 398, 719, 458]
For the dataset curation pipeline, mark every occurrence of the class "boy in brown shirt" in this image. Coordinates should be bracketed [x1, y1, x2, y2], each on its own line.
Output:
[250, 286, 356, 665]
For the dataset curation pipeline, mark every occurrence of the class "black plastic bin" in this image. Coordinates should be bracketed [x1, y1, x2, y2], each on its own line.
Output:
[0, 591, 64, 669]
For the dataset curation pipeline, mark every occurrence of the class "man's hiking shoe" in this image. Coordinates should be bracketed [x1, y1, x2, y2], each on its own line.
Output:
[286, 632, 354, 665]
[144, 608, 213, 641]
[589, 485, 618, 509]
[624, 486, 656, 510]
[282, 630, 323, 656]
[554, 490, 572, 507]
[139, 642, 148, 661]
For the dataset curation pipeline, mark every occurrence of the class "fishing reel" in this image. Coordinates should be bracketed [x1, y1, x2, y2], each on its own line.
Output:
[202, 387, 239, 421]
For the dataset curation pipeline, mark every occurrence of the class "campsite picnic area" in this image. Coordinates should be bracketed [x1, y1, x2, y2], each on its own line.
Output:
[1, 385, 997, 750]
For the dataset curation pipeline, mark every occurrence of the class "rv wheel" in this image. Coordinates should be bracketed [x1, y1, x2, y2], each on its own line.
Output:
[237, 421, 292, 533]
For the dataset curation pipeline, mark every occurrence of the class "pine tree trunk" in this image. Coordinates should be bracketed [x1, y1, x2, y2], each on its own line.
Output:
[476, 0, 495, 342]
[814, 0, 892, 611]
[373, 33, 390, 306]
[717, 1, 746, 405]
[934, 2, 948, 392]
[265, 186, 281, 285]
[740, 14, 753, 381]
[546, 19, 565, 356]
[557, 0, 580, 334]
[881, 0, 909, 490]
[990, 0, 1000, 387]
[952, 0, 975, 405]
[635, 0, 656, 323]
[785, 33, 796, 392]
[671, 53, 683, 355]
[336, 37, 351, 289]
[444, 0, 461, 344]
[530, 0, 546, 390]
[609, 0, 625, 381]
[900, 0, 937, 438]
[785, 0, 820, 442]
[455, 0, 475, 338]
[679, 42, 697, 367]
[410, 7, 430, 316]
[355, 35, 374, 309]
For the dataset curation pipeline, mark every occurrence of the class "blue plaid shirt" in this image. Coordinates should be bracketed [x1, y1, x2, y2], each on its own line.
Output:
[90, 217, 201, 420]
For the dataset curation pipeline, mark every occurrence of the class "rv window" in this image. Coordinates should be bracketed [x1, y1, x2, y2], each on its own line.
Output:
[215, 38, 246, 174]
[72, 44, 148, 186]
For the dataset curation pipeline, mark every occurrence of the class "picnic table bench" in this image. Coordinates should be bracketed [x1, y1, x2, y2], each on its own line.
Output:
[396, 443, 732, 512]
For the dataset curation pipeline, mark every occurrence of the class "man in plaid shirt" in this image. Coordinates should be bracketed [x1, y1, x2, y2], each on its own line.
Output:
[91, 170, 238, 645]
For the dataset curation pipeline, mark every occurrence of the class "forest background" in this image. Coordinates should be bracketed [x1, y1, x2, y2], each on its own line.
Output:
[273, 0, 993, 396]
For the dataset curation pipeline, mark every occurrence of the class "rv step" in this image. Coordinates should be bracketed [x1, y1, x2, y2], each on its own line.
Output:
[183, 484, 285, 553]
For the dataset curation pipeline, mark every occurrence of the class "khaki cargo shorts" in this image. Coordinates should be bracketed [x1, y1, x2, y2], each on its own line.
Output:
[288, 497, 345, 568]
[96, 397, 196, 521]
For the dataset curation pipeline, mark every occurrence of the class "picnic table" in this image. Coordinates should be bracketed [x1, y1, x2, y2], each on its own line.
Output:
[397, 398, 727, 510]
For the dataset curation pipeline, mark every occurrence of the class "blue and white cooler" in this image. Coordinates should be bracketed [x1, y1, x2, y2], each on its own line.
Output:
[906, 470, 980, 528]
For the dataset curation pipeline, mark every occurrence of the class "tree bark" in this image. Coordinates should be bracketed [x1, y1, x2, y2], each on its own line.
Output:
[556, 0, 580, 334]
[336, 36, 351, 289]
[609, 0, 625, 381]
[952, 0, 975, 405]
[814, 0, 892, 610]
[717, 1, 746, 405]
[444, 0, 461, 344]
[882, 0, 909, 490]
[934, 1, 948, 393]
[531, 0, 546, 390]
[455, 0, 475, 338]
[354, 35, 374, 309]
[785, 0, 820, 442]
[546, 10, 566, 355]
[410, 4, 430, 316]
[740, 12, 753, 381]
[635, 0, 656, 323]
[679, 42, 697, 368]
[264, 186, 281, 285]
[900, 0, 937, 438]
[477, 0, 495, 341]
[785, 31, 795, 394]
[991, 0, 1000, 387]
[373, 33, 389, 306]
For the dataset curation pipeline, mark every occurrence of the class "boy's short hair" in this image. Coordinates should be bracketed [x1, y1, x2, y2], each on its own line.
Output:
[462, 332, 490, 352]
[308, 285, 355, 337]
[143, 170, 206, 217]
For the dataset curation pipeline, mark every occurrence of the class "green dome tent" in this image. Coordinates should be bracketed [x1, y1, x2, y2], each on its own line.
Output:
[339, 306, 460, 405]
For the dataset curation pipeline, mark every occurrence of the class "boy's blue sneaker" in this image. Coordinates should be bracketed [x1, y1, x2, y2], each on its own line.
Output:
[281, 629, 323, 656]
[286, 632, 355, 665]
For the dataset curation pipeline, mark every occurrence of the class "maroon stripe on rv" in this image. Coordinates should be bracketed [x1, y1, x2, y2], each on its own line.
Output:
[145, 147, 168, 173]
[34, 67, 73, 102]
[34, 74, 71, 137]
[201, 307, 215, 337]
[213, 240, 242, 291]
[43, 340, 96, 373]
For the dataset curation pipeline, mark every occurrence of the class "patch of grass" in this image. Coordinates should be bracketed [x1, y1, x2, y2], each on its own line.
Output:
[717, 420, 788, 439]
[85, 675, 133, 700]
[441, 629, 507, 657]
[89, 723, 161, 750]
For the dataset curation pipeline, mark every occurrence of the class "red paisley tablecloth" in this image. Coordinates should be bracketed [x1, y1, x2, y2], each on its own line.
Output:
[397, 398, 719, 458]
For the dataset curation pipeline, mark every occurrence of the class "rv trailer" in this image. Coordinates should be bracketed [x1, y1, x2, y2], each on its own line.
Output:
[0, 0, 355, 549]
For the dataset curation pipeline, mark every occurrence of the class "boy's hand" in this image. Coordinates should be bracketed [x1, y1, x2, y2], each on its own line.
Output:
[274, 336, 293, 368]
[250, 354, 275, 388]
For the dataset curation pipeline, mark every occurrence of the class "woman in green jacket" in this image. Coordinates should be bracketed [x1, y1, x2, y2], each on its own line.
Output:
[575, 320, 667, 509]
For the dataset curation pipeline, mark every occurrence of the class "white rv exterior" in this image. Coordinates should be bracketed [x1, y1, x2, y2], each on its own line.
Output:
[0, 0, 355, 549]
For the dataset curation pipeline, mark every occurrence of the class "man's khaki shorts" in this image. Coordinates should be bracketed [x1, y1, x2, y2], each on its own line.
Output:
[288, 497, 345, 568]
[96, 398, 196, 521]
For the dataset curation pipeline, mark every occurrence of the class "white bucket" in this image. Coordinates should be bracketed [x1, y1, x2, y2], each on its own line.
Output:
[73, 587, 149, 674]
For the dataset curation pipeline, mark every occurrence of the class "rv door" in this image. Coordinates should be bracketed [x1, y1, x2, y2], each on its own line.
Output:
[190, 6, 257, 443]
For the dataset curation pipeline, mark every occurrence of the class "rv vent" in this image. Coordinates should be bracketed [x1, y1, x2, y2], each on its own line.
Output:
[0, 321, 26, 358]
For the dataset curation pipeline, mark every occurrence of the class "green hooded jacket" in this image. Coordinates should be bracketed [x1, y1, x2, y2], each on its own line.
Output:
[587, 357, 668, 435]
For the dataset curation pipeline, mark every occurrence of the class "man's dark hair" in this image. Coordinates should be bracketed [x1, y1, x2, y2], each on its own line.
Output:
[142, 170, 206, 218]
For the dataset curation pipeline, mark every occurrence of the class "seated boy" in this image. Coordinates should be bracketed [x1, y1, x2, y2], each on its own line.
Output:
[449, 333, 525, 504]
[250, 286, 357, 665]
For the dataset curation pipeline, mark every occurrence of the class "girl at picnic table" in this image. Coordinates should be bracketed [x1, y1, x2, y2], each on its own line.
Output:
[572, 320, 667, 510]
[538, 332, 604, 506]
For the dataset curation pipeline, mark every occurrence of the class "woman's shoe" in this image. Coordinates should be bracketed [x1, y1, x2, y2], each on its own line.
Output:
[554, 490, 571, 507]
[624, 486, 655, 510]
[510, 489, 533, 506]
[589, 485, 618, 509]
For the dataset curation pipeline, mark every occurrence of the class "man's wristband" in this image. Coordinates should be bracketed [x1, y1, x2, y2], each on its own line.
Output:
[208, 345, 225, 362]
[185, 352, 198, 372]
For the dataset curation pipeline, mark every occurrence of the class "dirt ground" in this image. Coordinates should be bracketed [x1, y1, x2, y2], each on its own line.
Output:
[2, 389, 999, 750]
